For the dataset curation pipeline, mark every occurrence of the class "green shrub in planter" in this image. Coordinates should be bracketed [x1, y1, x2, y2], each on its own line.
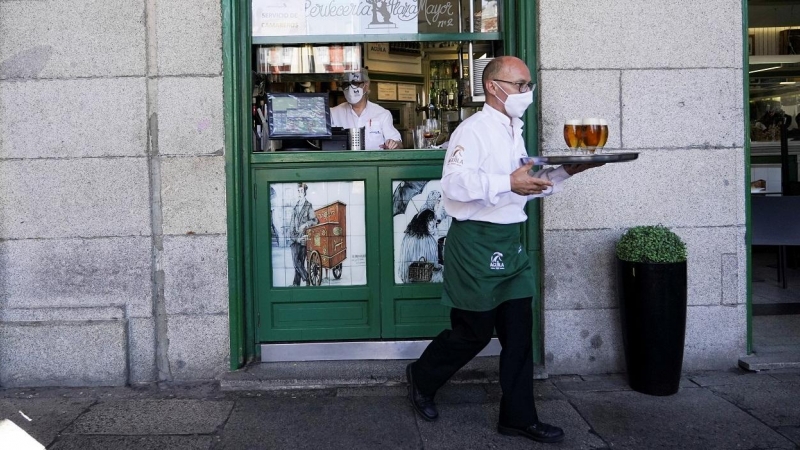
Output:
[616, 225, 687, 396]
[616, 225, 687, 264]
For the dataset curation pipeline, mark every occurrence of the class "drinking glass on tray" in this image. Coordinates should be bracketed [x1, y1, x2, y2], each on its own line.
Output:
[564, 119, 582, 154]
[597, 119, 608, 153]
[581, 118, 602, 154]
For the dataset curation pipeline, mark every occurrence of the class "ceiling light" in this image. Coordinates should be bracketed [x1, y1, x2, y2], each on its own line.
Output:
[780, 81, 797, 85]
[750, 55, 800, 64]
[750, 65, 781, 74]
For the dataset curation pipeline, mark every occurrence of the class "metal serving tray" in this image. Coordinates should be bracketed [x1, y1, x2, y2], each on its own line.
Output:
[520, 152, 639, 165]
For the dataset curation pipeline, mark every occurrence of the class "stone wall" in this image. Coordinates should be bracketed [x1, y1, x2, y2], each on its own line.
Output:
[538, 0, 747, 373]
[0, 0, 228, 386]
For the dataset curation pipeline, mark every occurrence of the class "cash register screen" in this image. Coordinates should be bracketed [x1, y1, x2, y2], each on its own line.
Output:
[267, 93, 332, 139]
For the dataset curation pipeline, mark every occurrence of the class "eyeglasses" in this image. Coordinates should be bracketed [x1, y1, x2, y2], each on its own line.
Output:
[342, 81, 365, 90]
[493, 79, 535, 93]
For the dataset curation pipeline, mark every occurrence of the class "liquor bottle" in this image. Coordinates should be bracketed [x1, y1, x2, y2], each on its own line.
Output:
[439, 89, 448, 110]
[427, 84, 438, 120]
[457, 78, 466, 109]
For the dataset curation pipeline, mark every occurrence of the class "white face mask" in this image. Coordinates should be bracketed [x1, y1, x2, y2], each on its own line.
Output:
[344, 87, 364, 105]
[493, 82, 534, 118]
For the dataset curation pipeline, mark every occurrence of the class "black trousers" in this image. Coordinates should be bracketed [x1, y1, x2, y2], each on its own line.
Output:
[411, 297, 538, 427]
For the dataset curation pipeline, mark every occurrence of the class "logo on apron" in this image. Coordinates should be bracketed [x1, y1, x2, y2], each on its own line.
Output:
[490, 252, 505, 270]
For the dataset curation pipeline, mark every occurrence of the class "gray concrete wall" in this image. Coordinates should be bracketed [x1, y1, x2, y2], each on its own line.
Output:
[0, 0, 228, 386]
[538, 0, 747, 374]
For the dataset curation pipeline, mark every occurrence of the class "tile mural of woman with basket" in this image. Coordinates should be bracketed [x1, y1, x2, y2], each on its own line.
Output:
[394, 181, 451, 284]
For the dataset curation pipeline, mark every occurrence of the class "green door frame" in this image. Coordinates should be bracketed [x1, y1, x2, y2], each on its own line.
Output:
[742, 0, 753, 355]
[223, 0, 544, 369]
[222, 0, 248, 369]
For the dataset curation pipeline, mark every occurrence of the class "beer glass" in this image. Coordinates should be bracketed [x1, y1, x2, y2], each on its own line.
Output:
[597, 119, 609, 153]
[581, 118, 602, 154]
[563, 120, 582, 153]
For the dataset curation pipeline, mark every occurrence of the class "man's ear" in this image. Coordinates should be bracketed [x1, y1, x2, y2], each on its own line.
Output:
[484, 80, 495, 96]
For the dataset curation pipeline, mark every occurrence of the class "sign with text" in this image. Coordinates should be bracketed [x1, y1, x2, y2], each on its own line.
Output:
[417, 0, 459, 33]
[377, 82, 398, 100]
[254, 0, 420, 37]
[366, 42, 390, 59]
[253, 0, 306, 36]
[397, 84, 417, 101]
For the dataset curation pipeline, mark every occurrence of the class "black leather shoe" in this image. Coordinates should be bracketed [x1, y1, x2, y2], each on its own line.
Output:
[406, 363, 438, 421]
[498, 421, 565, 443]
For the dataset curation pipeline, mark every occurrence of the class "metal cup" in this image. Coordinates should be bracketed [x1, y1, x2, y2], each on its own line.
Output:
[348, 127, 364, 150]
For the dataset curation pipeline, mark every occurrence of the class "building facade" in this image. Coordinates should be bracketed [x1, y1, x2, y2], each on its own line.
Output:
[0, 0, 746, 386]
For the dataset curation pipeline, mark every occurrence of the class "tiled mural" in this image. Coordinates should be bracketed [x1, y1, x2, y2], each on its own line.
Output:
[270, 181, 367, 287]
[392, 179, 451, 284]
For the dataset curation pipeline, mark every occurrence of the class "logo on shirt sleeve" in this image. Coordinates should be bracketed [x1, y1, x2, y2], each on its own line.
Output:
[447, 145, 465, 166]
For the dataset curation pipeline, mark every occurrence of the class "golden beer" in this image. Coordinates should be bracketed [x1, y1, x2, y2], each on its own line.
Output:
[563, 120, 582, 151]
[581, 118, 602, 153]
[598, 119, 608, 151]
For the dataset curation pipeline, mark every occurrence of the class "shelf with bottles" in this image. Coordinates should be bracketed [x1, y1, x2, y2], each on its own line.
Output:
[427, 59, 467, 112]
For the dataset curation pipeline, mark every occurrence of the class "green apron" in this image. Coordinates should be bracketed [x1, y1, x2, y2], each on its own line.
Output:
[441, 219, 535, 312]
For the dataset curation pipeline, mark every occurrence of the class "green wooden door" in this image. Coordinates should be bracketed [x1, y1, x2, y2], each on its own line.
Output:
[253, 165, 382, 341]
[379, 165, 450, 338]
[251, 151, 456, 342]
[252, 153, 452, 342]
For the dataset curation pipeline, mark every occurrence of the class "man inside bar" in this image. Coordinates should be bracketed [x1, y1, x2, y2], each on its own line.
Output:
[405, 55, 601, 444]
[330, 69, 403, 150]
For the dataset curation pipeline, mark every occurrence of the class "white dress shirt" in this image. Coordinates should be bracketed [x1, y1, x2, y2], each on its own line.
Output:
[441, 104, 571, 224]
[330, 101, 402, 150]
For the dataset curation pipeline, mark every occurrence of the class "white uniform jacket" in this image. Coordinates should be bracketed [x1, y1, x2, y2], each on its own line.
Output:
[441, 104, 571, 224]
[330, 101, 402, 150]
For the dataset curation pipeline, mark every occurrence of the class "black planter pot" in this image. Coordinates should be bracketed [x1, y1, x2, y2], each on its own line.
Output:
[617, 258, 687, 396]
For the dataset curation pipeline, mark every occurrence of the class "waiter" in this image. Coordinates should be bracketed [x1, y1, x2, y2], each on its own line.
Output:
[405, 56, 601, 444]
[330, 69, 403, 150]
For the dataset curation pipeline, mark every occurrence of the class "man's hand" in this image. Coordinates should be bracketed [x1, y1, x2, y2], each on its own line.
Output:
[511, 162, 553, 195]
[381, 139, 401, 149]
[563, 162, 605, 176]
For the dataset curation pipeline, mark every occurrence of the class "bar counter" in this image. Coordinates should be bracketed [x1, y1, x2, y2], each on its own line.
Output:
[250, 149, 447, 165]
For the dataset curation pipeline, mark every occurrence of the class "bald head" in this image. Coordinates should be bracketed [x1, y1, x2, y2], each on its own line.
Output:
[482, 56, 528, 93]
[482, 56, 532, 118]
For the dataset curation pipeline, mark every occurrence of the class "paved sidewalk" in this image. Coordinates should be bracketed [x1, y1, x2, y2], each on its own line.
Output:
[1, 368, 799, 449]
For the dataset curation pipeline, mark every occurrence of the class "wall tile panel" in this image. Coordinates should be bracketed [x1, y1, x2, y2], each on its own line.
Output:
[0, 158, 151, 239]
[0, 0, 145, 79]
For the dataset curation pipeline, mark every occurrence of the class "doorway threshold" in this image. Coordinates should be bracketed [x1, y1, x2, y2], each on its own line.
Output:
[260, 338, 501, 362]
[220, 339, 551, 391]
[739, 352, 800, 371]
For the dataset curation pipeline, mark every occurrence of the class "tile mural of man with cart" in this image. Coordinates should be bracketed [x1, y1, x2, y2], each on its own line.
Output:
[271, 181, 367, 287]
